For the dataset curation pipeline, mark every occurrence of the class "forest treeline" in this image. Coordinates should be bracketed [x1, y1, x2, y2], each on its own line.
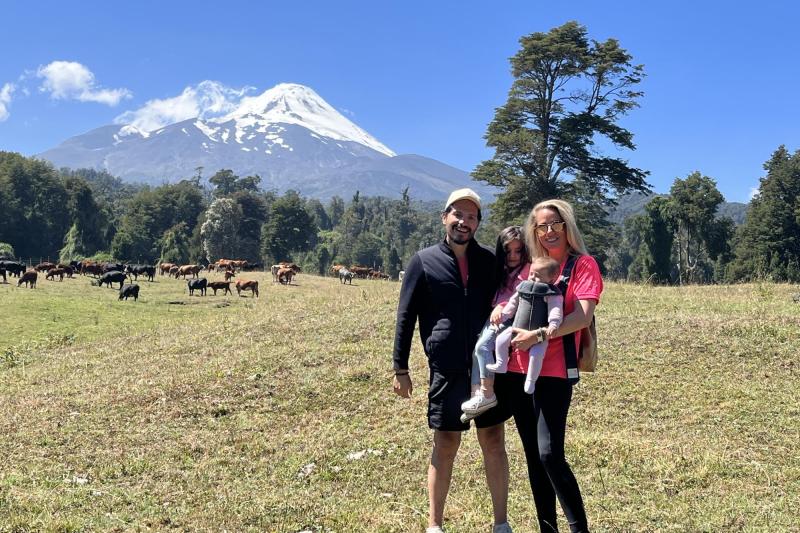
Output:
[1, 146, 799, 283]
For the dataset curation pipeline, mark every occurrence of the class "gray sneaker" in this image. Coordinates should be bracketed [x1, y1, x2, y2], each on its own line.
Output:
[492, 522, 513, 533]
[426, 527, 445, 533]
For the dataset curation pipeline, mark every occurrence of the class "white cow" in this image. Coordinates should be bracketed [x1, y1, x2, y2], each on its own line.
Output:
[398, 270, 405, 282]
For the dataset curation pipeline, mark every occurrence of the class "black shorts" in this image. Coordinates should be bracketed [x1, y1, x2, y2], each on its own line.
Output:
[427, 369, 515, 431]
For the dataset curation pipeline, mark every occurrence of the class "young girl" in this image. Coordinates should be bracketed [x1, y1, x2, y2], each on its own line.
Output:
[460, 227, 530, 416]
[486, 256, 563, 394]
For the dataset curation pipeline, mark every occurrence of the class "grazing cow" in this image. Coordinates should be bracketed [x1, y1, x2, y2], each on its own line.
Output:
[235, 279, 259, 297]
[0, 261, 25, 277]
[187, 277, 208, 296]
[270, 264, 281, 282]
[126, 264, 156, 282]
[118, 284, 140, 301]
[330, 264, 345, 276]
[34, 262, 57, 272]
[207, 281, 232, 295]
[18, 270, 37, 288]
[398, 270, 405, 282]
[224, 270, 236, 281]
[45, 268, 67, 281]
[98, 270, 127, 289]
[277, 267, 294, 285]
[176, 264, 201, 279]
[339, 268, 354, 285]
[168, 265, 180, 277]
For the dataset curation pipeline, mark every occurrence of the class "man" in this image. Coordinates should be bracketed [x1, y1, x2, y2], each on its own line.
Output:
[393, 188, 513, 533]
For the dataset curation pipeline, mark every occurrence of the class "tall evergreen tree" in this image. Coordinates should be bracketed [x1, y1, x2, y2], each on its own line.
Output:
[473, 21, 649, 223]
[668, 172, 724, 283]
[729, 146, 800, 281]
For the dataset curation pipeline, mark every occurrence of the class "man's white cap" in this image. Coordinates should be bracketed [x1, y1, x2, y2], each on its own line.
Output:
[444, 188, 481, 210]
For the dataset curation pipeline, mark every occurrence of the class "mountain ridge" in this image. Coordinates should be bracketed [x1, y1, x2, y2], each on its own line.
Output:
[38, 83, 496, 202]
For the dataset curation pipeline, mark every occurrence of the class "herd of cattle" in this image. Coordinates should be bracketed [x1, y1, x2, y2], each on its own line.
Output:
[0, 259, 263, 300]
[0, 258, 399, 301]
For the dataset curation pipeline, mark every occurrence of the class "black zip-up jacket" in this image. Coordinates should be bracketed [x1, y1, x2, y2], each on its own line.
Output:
[393, 238, 496, 373]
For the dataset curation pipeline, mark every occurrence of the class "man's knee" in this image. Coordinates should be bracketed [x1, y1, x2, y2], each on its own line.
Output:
[432, 430, 461, 461]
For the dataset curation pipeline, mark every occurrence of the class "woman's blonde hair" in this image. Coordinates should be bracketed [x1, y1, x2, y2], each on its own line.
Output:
[525, 199, 589, 258]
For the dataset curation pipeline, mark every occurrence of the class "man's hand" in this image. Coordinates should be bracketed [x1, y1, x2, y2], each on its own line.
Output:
[393, 373, 413, 398]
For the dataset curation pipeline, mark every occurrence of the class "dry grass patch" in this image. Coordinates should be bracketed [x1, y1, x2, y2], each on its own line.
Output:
[1, 277, 799, 531]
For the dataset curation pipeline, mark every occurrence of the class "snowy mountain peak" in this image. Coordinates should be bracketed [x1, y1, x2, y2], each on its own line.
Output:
[216, 83, 395, 157]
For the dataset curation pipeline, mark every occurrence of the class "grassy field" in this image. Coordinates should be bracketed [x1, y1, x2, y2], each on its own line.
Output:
[1, 272, 799, 532]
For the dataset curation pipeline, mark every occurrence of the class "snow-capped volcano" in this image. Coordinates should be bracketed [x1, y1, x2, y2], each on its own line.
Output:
[38, 82, 495, 201]
[217, 83, 394, 156]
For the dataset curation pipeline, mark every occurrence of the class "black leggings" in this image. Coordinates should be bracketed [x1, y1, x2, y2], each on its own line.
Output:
[495, 373, 588, 533]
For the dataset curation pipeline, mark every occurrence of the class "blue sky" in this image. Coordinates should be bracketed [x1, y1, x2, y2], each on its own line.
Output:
[1, 1, 798, 203]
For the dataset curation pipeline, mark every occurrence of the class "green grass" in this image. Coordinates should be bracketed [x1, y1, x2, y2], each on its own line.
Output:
[0, 274, 799, 532]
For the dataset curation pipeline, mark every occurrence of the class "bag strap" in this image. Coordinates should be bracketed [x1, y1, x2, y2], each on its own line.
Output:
[557, 255, 580, 385]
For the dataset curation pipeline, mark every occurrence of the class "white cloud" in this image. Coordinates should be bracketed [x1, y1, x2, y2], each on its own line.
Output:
[749, 187, 760, 200]
[114, 80, 253, 133]
[37, 61, 131, 106]
[0, 83, 14, 121]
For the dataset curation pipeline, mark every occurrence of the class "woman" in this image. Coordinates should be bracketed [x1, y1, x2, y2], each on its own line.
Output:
[515, 199, 601, 532]
[483, 199, 602, 533]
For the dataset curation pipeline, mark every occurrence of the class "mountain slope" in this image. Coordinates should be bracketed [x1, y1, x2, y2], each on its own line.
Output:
[38, 83, 494, 201]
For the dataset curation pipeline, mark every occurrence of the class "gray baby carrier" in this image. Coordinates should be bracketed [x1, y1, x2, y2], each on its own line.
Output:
[512, 280, 561, 330]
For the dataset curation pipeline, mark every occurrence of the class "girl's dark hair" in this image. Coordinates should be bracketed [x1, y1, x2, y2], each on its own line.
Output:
[493, 226, 528, 294]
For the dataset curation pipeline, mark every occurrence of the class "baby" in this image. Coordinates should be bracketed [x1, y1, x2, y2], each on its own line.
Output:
[462, 256, 564, 417]
[487, 256, 563, 394]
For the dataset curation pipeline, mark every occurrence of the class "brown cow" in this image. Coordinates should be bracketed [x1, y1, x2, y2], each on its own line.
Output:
[45, 268, 66, 281]
[330, 264, 345, 276]
[176, 265, 201, 279]
[168, 265, 180, 277]
[350, 266, 371, 279]
[18, 270, 37, 288]
[159, 262, 176, 276]
[277, 267, 294, 285]
[235, 279, 259, 297]
[207, 281, 232, 295]
[224, 270, 236, 281]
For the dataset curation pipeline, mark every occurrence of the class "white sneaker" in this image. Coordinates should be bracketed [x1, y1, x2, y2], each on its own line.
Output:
[492, 522, 513, 533]
[426, 527, 445, 533]
[460, 393, 497, 414]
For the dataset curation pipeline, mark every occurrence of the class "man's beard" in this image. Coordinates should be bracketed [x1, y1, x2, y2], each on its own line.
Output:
[447, 224, 472, 244]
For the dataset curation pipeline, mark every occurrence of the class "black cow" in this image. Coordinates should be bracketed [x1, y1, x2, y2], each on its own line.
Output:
[18, 270, 37, 288]
[125, 264, 156, 282]
[0, 261, 25, 277]
[187, 277, 207, 296]
[103, 262, 125, 274]
[98, 270, 127, 289]
[118, 284, 140, 301]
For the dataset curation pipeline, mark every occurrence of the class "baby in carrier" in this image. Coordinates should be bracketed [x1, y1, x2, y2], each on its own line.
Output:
[461, 256, 563, 417]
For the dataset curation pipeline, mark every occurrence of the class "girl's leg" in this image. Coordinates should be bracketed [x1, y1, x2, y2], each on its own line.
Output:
[524, 341, 548, 394]
[472, 320, 499, 393]
[486, 327, 513, 373]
